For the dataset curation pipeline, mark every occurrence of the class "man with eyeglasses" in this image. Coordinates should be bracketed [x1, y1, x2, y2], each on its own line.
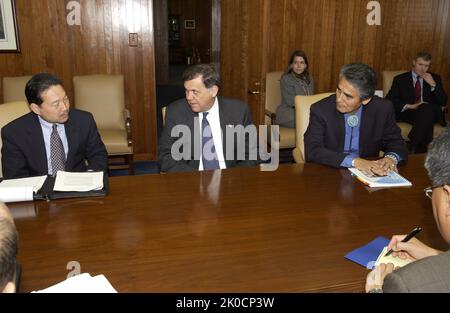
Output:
[1, 73, 108, 179]
[305, 63, 408, 175]
[366, 128, 450, 292]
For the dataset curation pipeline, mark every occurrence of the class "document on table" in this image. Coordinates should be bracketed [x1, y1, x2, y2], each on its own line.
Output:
[375, 246, 414, 268]
[33, 273, 117, 293]
[53, 171, 104, 192]
[349, 168, 412, 188]
[0, 176, 47, 203]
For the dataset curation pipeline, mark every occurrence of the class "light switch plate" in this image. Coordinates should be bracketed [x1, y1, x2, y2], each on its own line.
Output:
[129, 33, 139, 47]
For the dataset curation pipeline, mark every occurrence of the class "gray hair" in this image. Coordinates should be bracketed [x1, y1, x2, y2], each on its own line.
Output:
[182, 63, 220, 89]
[339, 63, 376, 100]
[424, 128, 450, 186]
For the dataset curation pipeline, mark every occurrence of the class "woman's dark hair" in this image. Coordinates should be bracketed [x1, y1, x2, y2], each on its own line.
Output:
[286, 50, 311, 84]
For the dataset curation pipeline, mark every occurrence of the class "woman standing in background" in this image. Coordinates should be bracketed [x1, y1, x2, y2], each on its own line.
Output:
[276, 50, 314, 128]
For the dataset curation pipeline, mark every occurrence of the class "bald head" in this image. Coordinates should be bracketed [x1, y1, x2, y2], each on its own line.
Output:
[0, 202, 18, 293]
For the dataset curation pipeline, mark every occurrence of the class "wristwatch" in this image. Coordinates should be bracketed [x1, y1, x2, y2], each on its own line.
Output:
[368, 288, 383, 293]
[384, 154, 398, 166]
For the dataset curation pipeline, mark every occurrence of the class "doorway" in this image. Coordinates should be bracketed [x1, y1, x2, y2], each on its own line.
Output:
[154, 0, 218, 141]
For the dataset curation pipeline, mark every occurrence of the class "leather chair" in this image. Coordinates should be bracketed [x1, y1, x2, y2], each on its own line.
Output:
[73, 75, 134, 174]
[382, 70, 447, 141]
[2, 76, 32, 102]
[292, 93, 334, 163]
[264, 71, 296, 150]
[0, 101, 31, 178]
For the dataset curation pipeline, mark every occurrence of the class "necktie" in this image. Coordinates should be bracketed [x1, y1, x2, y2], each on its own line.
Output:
[414, 78, 421, 103]
[51, 124, 66, 175]
[201, 113, 220, 170]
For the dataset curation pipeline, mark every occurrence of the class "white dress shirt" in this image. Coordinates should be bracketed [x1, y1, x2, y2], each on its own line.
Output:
[198, 97, 227, 170]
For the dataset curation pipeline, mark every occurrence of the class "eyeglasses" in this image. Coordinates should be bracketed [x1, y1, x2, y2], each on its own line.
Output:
[424, 185, 444, 199]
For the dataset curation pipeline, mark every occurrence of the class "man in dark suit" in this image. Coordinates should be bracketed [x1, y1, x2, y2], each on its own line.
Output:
[158, 64, 259, 173]
[1, 73, 107, 179]
[304, 63, 408, 175]
[366, 128, 450, 292]
[386, 52, 448, 153]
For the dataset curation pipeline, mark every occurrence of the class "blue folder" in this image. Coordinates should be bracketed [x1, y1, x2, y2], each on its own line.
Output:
[345, 236, 389, 269]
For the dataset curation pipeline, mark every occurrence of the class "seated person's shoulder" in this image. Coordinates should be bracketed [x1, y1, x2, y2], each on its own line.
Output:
[370, 96, 393, 108]
[1, 112, 33, 134]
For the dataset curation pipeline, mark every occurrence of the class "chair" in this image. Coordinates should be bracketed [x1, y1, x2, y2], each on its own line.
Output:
[73, 75, 134, 174]
[264, 71, 296, 150]
[382, 70, 447, 141]
[2, 76, 32, 102]
[292, 93, 334, 163]
[0, 101, 31, 178]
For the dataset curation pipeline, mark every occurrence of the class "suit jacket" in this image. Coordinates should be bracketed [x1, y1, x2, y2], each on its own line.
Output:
[1, 109, 108, 179]
[304, 95, 408, 168]
[386, 71, 448, 119]
[384, 250, 450, 292]
[158, 97, 259, 173]
[275, 72, 314, 126]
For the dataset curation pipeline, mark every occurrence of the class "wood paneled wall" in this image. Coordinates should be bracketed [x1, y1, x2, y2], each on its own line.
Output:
[267, 0, 450, 96]
[168, 0, 212, 63]
[0, 0, 157, 160]
[221, 0, 450, 123]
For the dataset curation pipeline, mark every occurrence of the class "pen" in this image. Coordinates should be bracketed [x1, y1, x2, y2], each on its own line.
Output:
[384, 226, 422, 257]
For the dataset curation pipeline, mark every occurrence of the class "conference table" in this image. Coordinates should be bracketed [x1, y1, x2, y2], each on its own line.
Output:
[9, 154, 447, 293]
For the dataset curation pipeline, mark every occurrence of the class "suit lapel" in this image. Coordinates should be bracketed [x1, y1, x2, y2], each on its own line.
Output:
[359, 104, 371, 155]
[64, 111, 78, 169]
[334, 109, 345, 150]
[217, 98, 230, 158]
[27, 113, 48, 174]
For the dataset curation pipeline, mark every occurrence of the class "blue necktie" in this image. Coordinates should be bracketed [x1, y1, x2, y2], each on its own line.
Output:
[202, 112, 220, 170]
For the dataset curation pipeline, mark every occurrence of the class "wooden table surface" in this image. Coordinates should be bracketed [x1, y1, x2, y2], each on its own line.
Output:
[9, 154, 447, 292]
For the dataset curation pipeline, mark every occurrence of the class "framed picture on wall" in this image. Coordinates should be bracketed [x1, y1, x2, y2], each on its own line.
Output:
[184, 20, 195, 30]
[0, 0, 20, 52]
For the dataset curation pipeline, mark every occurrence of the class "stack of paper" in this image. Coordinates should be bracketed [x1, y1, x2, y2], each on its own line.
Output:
[33, 273, 117, 293]
[349, 168, 412, 188]
[0, 176, 47, 203]
[54, 171, 104, 192]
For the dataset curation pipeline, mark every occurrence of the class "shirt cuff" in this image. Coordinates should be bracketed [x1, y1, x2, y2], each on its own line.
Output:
[341, 155, 355, 168]
[401, 104, 408, 112]
[385, 152, 402, 164]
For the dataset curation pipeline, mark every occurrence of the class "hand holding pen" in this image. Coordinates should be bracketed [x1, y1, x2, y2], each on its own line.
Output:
[385, 226, 422, 256]
[385, 227, 441, 260]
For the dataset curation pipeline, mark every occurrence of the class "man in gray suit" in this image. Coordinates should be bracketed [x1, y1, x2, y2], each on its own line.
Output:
[158, 64, 259, 173]
[365, 128, 450, 293]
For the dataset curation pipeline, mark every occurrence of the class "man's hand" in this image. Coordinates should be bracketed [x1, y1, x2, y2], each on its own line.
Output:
[365, 263, 395, 292]
[421, 73, 436, 88]
[353, 158, 393, 176]
[406, 102, 424, 110]
[387, 236, 440, 261]
[375, 156, 398, 173]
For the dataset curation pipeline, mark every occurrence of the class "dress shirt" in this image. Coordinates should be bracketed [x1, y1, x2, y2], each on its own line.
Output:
[340, 106, 401, 167]
[38, 116, 69, 175]
[198, 97, 227, 171]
